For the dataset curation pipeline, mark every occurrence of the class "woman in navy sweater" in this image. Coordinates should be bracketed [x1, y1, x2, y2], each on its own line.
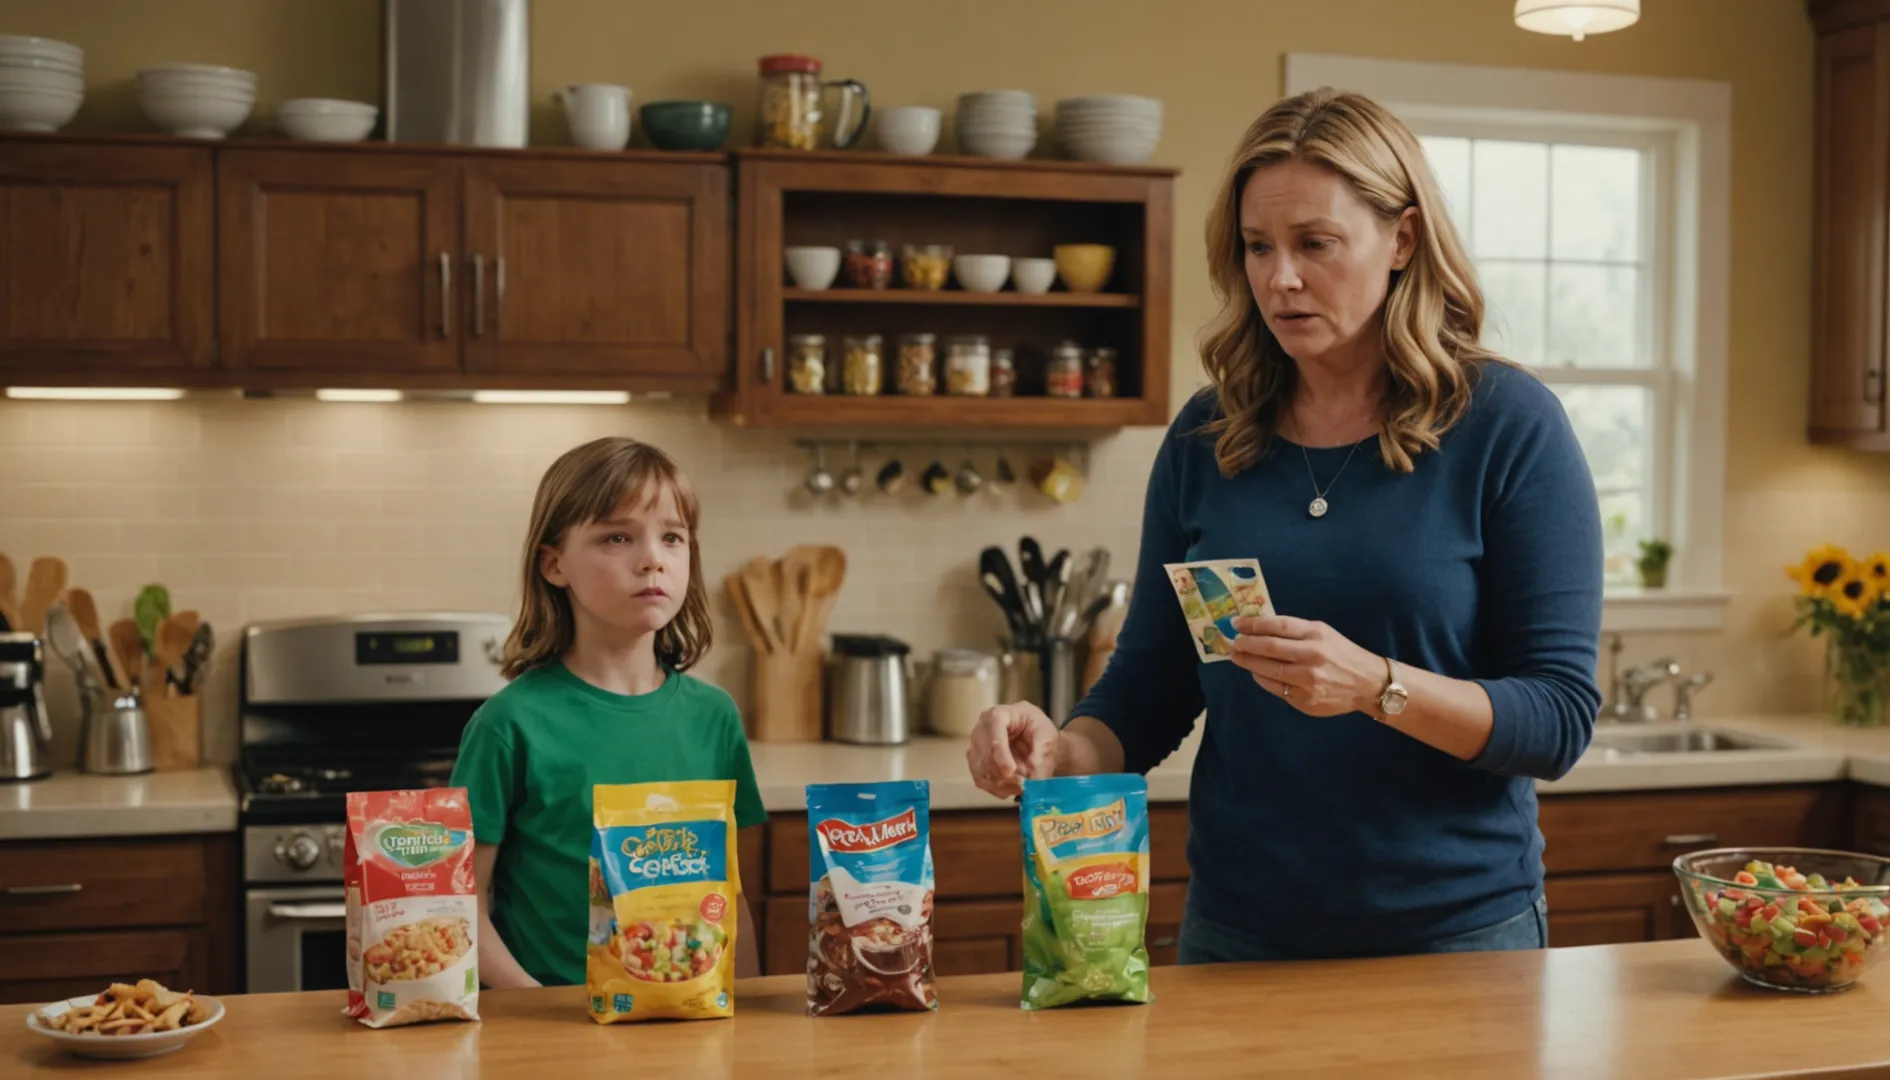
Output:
[966, 87, 1604, 962]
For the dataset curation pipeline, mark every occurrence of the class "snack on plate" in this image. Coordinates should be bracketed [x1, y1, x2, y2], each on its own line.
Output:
[586, 781, 741, 1023]
[36, 980, 213, 1036]
[1694, 858, 1889, 990]
[806, 781, 938, 1016]
[1019, 774, 1153, 1010]
[344, 788, 480, 1028]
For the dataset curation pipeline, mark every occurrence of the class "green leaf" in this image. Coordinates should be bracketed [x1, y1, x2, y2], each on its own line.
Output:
[133, 584, 171, 655]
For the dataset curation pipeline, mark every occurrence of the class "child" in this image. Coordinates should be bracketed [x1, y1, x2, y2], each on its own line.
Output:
[451, 436, 766, 988]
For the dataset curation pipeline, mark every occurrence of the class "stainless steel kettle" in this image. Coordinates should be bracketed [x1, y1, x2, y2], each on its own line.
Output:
[825, 634, 912, 745]
[0, 632, 54, 781]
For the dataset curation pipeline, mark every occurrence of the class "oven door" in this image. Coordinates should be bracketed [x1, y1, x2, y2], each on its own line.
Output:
[245, 886, 348, 994]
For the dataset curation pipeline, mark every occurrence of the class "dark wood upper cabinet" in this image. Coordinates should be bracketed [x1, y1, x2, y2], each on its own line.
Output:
[218, 149, 461, 377]
[462, 158, 728, 388]
[0, 142, 213, 377]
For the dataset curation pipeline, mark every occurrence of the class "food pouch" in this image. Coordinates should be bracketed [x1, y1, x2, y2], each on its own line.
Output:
[1019, 774, 1153, 1009]
[586, 781, 740, 1023]
[806, 781, 938, 1016]
[344, 788, 480, 1028]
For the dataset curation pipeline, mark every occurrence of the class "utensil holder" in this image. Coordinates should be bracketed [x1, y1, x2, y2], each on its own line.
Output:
[750, 647, 823, 742]
[1042, 638, 1079, 726]
[145, 691, 200, 771]
[997, 643, 1042, 711]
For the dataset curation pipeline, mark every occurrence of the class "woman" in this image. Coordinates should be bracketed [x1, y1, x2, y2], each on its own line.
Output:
[965, 87, 1603, 963]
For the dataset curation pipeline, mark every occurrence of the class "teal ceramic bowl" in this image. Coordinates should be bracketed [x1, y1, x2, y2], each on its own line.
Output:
[640, 101, 731, 151]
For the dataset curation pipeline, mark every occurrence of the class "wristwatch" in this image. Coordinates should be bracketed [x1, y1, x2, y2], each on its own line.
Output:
[1377, 656, 1408, 717]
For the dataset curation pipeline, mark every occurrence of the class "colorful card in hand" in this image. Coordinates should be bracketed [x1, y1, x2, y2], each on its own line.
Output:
[1161, 559, 1275, 663]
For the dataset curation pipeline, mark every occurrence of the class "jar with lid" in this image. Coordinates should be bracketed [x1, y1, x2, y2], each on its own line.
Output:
[926, 648, 1000, 738]
[844, 239, 893, 289]
[989, 348, 1017, 397]
[787, 333, 826, 394]
[897, 333, 937, 396]
[1046, 341, 1085, 398]
[1085, 346, 1118, 399]
[945, 335, 991, 397]
[842, 333, 884, 396]
[755, 55, 870, 150]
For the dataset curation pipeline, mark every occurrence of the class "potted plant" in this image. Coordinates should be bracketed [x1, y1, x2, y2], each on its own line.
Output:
[1636, 539, 1673, 589]
[1788, 545, 1890, 727]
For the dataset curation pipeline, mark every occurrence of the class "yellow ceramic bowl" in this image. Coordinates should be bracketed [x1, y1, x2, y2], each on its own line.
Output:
[1053, 244, 1116, 293]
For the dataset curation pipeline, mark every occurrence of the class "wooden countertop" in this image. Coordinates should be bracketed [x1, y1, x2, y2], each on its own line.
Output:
[7, 941, 1886, 1079]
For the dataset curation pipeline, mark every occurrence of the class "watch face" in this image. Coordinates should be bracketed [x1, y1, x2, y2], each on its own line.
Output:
[1381, 690, 1408, 715]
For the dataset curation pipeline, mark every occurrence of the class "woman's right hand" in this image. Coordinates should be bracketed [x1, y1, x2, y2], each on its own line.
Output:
[965, 701, 1061, 798]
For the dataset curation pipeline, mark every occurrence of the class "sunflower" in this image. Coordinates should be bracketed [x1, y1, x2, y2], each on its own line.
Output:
[1866, 551, 1890, 586]
[1827, 566, 1879, 621]
[1789, 544, 1853, 597]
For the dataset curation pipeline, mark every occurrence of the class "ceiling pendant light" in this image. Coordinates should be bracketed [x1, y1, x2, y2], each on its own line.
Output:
[1514, 0, 1641, 42]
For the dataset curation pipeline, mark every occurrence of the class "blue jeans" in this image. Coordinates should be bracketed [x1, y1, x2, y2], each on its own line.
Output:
[1177, 893, 1549, 965]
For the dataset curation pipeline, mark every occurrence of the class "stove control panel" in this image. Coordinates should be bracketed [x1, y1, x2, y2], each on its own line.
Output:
[245, 825, 349, 883]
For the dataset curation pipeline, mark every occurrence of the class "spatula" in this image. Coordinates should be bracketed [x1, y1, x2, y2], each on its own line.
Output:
[0, 552, 17, 632]
[724, 574, 771, 655]
[155, 613, 196, 697]
[64, 587, 126, 691]
[18, 556, 68, 635]
[109, 619, 146, 691]
[739, 556, 785, 654]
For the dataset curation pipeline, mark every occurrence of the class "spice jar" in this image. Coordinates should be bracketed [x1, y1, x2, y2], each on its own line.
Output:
[756, 55, 822, 150]
[1046, 341, 1085, 398]
[844, 239, 893, 289]
[787, 334, 827, 394]
[843, 333, 884, 395]
[945, 335, 991, 397]
[897, 333, 937, 395]
[901, 244, 952, 290]
[989, 348, 1017, 397]
[1085, 346, 1118, 399]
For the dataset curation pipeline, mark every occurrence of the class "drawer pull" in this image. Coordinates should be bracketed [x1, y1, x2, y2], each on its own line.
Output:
[1150, 936, 1178, 949]
[6, 883, 83, 896]
[1662, 833, 1719, 846]
[268, 901, 347, 920]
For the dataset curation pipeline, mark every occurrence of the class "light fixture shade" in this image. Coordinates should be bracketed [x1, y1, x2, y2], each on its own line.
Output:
[1515, 0, 1641, 41]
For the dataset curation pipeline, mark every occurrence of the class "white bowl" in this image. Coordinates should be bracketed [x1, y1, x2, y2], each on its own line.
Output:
[0, 66, 84, 95]
[140, 89, 253, 139]
[784, 245, 842, 290]
[952, 253, 1011, 293]
[1011, 257, 1056, 294]
[959, 129, 1036, 159]
[0, 54, 83, 80]
[277, 98, 378, 141]
[26, 995, 226, 1061]
[1064, 140, 1159, 165]
[1058, 94, 1163, 115]
[139, 63, 256, 85]
[0, 85, 81, 131]
[959, 90, 1035, 106]
[874, 105, 940, 156]
[0, 35, 82, 67]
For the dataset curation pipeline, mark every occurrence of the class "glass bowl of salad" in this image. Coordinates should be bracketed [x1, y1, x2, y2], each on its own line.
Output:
[1673, 848, 1890, 993]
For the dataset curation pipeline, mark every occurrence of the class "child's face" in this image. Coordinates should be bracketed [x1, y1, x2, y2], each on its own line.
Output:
[540, 483, 692, 640]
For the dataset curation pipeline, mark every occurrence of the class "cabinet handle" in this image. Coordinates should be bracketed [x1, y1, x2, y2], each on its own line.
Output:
[267, 901, 347, 920]
[495, 256, 506, 340]
[6, 883, 83, 896]
[760, 346, 775, 382]
[469, 254, 485, 340]
[1671, 895, 1681, 908]
[437, 253, 452, 340]
[1150, 936, 1178, 949]
[1662, 833, 1718, 846]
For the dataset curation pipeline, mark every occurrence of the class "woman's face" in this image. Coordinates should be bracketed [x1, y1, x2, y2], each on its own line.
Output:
[1240, 159, 1417, 369]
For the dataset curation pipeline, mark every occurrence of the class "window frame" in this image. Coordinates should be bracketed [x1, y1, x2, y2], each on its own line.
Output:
[1284, 53, 1732, 632]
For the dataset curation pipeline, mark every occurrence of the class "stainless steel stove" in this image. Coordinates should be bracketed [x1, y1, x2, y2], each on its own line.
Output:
[236, 612, 509, 993]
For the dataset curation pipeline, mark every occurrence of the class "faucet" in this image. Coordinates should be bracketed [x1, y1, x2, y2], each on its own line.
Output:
[1672, 671, 1714, 722]
[1621, 657, 1682, 722]
[1600, 634, 1635, 722]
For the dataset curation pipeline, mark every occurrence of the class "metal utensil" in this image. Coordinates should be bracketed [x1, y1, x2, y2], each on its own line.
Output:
[1079, 580, 1129, 633]
[805, 444, 836, 496]
[43, 603, 100, 689]
[840, 441, 865, 497]
[1018, 537, 1047, 627]
[876, 454, 906, 495]
[992, 450, 1017, 493]
[979, 547, 1032, 644]
[181, 623, 215, 694]
[954, 450, 983, 495]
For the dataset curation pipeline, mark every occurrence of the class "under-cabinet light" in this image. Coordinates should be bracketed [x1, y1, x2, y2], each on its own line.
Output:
[315, 388, 404, 403]
[470, 390, 632, 405]
[5, 387, 186, 401]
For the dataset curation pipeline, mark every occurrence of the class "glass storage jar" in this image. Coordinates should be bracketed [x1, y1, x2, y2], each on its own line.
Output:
[1086, 346, 1118, 399]
[989, 348, 1017, 397]
[844, 239, 893, 289]
[897, 333, 938, 395]
[1046, 340, 1085, 398]
[787, 333, 826, 394]
[756, 55, 822, 150]
[945, 335, 991, 396]
[842, 333, 884, 396]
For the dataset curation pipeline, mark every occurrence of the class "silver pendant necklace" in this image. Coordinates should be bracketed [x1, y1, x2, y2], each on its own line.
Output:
[1289, 407, 1370, 519]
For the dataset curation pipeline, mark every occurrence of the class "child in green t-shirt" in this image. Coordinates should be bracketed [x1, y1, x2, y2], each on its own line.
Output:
[450, 437, 766, 988]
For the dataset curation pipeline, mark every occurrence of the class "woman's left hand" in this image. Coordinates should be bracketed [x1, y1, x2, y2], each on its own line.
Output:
[1230, 615, 1383, 717]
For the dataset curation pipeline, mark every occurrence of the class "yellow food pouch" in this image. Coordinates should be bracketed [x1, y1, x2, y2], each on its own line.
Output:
[585, 781, 740, 1023]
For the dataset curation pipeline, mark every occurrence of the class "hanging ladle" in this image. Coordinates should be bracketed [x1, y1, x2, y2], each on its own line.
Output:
[805, 443, 836, 496]
[840, 441, 865, 497]
[954, 445, 984, 495]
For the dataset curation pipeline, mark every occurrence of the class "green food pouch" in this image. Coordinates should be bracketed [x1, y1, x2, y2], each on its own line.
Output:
[1019, 774, 1152, 1010]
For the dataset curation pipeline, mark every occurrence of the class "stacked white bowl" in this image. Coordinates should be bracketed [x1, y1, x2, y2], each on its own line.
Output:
[276, 98, 378, 142]
[0, 35, 84, 132]
[137, 64, 255, 139]
[1056, 94, 1163, 165]
[954, 90, 1037, 160]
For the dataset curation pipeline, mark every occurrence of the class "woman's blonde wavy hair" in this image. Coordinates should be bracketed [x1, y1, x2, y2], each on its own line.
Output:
[500, 437, 711, 680]
[1199, 86, 1505, 477]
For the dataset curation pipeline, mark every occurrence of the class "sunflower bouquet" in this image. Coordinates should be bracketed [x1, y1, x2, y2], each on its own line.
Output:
[1787, 545, 1890, 726]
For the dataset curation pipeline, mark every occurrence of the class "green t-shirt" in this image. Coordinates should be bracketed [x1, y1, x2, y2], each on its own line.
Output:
[448, 662, 766, 987]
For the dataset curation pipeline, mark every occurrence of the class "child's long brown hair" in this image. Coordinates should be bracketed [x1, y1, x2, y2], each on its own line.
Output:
[500, 437, 711, 680]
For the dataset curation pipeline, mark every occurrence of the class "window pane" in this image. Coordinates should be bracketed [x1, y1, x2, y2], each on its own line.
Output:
[1548, 265, 1641, 368]
[1418, 135, 1472, 232]
[1553, 384, 1648, 494]
[1472, 141, 1548, 259]
[1551, 145, 1641, 262]
[1478, 261, 1546, 366]
[1598, 490, 1647, 585]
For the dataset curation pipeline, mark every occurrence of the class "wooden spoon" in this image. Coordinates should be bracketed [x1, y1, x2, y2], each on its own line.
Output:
[723, 574, 770, 655]
[109, 619, 146, 691]
[781, 545, 826, 654]
[0, 552, 17, 632]
[64, 587, 126, 690]
[738, 556, 784, 654]
[154, 614, 195, 698]
[18, 556, 68, 635]
[803, 546, 848, 652]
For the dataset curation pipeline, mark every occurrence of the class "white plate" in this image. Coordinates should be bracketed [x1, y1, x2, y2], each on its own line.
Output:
[25, 994, 225, 1060]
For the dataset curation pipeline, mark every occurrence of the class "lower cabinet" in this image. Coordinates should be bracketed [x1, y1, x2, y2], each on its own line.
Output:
[1544, 873, 1693, 948]
[1859, 786, 1890, 856]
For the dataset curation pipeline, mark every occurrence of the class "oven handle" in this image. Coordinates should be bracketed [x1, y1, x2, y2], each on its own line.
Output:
[267, 901, 347, 920]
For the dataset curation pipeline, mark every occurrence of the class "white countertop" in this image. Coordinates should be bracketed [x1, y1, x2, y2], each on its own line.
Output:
[0, 766, 240, 840]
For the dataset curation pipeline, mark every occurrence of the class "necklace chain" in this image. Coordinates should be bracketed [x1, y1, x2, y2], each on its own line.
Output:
[1289, 405, 1372, 519]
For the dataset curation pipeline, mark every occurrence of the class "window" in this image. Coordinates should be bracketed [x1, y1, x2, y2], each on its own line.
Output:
[1285, 53, 1731, 632]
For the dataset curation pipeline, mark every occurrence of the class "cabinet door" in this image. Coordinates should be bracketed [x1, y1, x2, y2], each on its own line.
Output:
[219, 150, 461, 376]
[1544, 874, 1690, 948]
[0, 142, 213, 377]
[932, 899, 1023, 977]
[1859, 787, 1890, 856]
[0, 928, 209, 1006]
[462, 158, 728, 386]
[1810, 21, 1890, 441]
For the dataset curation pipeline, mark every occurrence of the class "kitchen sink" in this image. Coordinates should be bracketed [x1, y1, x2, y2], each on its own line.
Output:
[1586, 726, 1793, 755]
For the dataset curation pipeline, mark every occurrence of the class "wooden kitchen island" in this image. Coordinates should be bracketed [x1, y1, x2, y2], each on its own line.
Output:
[4, 941, 1885, 1079]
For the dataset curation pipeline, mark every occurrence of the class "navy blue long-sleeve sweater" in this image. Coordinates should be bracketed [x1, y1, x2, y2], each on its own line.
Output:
[1072, 360, 1604, 956]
